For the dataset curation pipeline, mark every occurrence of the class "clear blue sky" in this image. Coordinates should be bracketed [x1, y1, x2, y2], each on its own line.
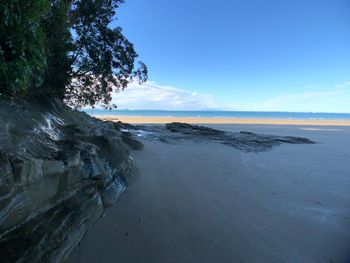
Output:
[113, 0, 350, 112]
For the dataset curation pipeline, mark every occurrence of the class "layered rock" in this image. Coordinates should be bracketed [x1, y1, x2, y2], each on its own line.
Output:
[0, 96, 141, 262]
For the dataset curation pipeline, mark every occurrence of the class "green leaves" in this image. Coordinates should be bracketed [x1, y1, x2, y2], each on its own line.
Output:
[0, 0, 49, 93]
[64, 0, 148, 108]
[0, 0, 147, 108]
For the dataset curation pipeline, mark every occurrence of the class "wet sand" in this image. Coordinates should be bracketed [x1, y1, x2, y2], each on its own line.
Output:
[68, 124, 350, 263]
[97, 115, 350, 126]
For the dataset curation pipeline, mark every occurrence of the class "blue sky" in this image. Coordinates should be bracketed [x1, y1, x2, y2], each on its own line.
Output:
[112, 0, 350, 112]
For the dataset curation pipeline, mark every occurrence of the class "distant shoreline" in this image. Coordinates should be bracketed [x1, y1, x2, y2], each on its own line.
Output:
[97, 115, 350, 126]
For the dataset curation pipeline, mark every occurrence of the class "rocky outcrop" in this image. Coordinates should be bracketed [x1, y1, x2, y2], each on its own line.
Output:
[0, 96, 141, 262]
[130, 122, 315, 152]
[165, 122, 225, 136]
[166, 122, 315, 151]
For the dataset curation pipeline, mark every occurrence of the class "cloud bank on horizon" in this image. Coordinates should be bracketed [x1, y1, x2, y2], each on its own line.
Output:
[111, 81, 218, 110]
[110, 80, 350, 113]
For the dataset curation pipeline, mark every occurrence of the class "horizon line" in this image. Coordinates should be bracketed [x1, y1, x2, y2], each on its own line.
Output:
[83, 108, 350, 114]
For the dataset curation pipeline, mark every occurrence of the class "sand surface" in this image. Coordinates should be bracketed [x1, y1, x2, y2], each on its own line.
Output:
[68, 124, 350, 263]
[97, 115, 350, 126]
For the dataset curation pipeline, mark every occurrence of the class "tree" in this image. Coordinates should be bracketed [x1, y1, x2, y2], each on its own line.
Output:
[0, 0, 147, 108]
[42, 0, 73, 99]
[65, 0, 147, 108]
[0, 1, 49, 94]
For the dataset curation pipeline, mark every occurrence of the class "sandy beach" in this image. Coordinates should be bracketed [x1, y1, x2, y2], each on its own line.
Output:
[97, 115, 350, 126]
[68, 123, 350, 263]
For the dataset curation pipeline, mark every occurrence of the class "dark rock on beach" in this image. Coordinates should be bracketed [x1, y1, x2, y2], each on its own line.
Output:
[0, 96, 141, 262]
[166, 122, 225, 136]
[135, 122, 315, 152]
[121, 131, 144, 150]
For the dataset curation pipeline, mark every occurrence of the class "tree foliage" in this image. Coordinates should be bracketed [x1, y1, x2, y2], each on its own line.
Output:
[0, 0, 147, 108]
[0, 1, 49, 94]
[42, 0, 73, 99]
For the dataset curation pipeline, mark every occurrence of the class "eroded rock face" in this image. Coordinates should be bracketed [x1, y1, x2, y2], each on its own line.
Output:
[0, 96, 141, 262]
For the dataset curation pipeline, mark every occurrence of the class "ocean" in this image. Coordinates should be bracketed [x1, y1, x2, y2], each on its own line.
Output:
[84, 109, 350, 120]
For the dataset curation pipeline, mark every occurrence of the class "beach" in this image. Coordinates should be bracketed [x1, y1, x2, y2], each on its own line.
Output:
[68, 122, 350, 263]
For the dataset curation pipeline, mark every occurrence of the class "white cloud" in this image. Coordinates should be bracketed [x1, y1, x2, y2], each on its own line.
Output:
[252, 81, 350, 113]
[334, 81, 350, 90]
[106, 80, 350, 113]
[111, 81, 219, 110]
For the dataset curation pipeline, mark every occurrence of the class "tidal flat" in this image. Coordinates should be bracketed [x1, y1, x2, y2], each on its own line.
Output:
[68, 123, 350, 263]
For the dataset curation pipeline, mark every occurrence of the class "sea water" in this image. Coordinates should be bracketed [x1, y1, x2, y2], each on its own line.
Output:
[84, 109, 350, 120]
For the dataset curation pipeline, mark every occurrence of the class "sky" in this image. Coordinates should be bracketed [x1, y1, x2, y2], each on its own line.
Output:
[111, 0, 350, 112]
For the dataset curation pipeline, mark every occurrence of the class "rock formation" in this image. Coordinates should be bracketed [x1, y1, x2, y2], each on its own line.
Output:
[132, 122, 315, 152]
[0, 96, 141, 262]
